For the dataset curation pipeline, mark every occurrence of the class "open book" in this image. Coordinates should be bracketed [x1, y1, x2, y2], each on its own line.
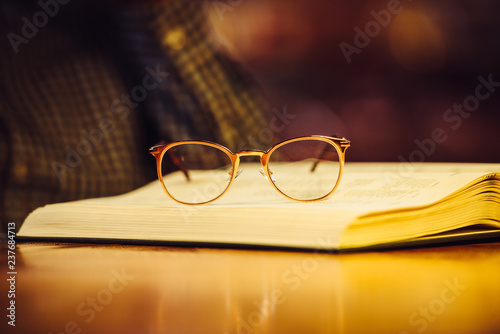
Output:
[18, 163, 500, 251]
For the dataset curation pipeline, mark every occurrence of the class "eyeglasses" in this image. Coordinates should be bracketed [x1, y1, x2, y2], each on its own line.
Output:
[149, 135, 350, 205]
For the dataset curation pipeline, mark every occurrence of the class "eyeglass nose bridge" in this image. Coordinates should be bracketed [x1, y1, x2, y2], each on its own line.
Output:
[234, 149, 265, 158]
[232, 150, 273, 183]
[233, 149, 269, 170]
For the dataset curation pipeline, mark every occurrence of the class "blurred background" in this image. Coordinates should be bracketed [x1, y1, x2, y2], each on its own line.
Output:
[204, 0, 500, 162]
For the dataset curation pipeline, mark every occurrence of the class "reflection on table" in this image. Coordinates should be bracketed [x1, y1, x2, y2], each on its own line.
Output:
[2, 242, 499, 334]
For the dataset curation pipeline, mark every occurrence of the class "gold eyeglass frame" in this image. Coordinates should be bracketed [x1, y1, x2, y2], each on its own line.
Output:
[149, 135, 351, 205]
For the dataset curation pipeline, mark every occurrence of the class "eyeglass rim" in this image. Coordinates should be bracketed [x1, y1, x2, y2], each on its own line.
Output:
[149, 135, 351, 204]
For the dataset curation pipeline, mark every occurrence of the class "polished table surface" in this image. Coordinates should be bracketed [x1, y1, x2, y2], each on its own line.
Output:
[2, 241, 500, 334]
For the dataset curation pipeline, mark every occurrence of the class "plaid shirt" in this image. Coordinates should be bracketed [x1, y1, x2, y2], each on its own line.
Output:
[0, 0, 268, 230]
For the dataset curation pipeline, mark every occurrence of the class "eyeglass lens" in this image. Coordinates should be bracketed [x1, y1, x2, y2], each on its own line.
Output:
[160, 143, 234, 204]
[268, 139, 341, 201]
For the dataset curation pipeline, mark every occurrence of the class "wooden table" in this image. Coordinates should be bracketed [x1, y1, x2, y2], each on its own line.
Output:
[2, 241, 500, 334]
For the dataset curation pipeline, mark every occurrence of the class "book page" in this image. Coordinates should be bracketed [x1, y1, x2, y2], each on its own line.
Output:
[84, 162, 500, 211]
[320, 162, 500, 211]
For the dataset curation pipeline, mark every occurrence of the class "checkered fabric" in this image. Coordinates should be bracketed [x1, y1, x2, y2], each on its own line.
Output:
[0, 0, 269, 231]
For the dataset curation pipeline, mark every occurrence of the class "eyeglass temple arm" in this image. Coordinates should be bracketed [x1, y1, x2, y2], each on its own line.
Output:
[167, 150, 191, 181]
[310, 136, 350, 172]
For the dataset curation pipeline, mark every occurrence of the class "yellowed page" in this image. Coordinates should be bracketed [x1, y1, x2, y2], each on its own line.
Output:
[337, 164, 500, 248]
[328, 162, 500, 210]
[96, 162, 500, 209]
